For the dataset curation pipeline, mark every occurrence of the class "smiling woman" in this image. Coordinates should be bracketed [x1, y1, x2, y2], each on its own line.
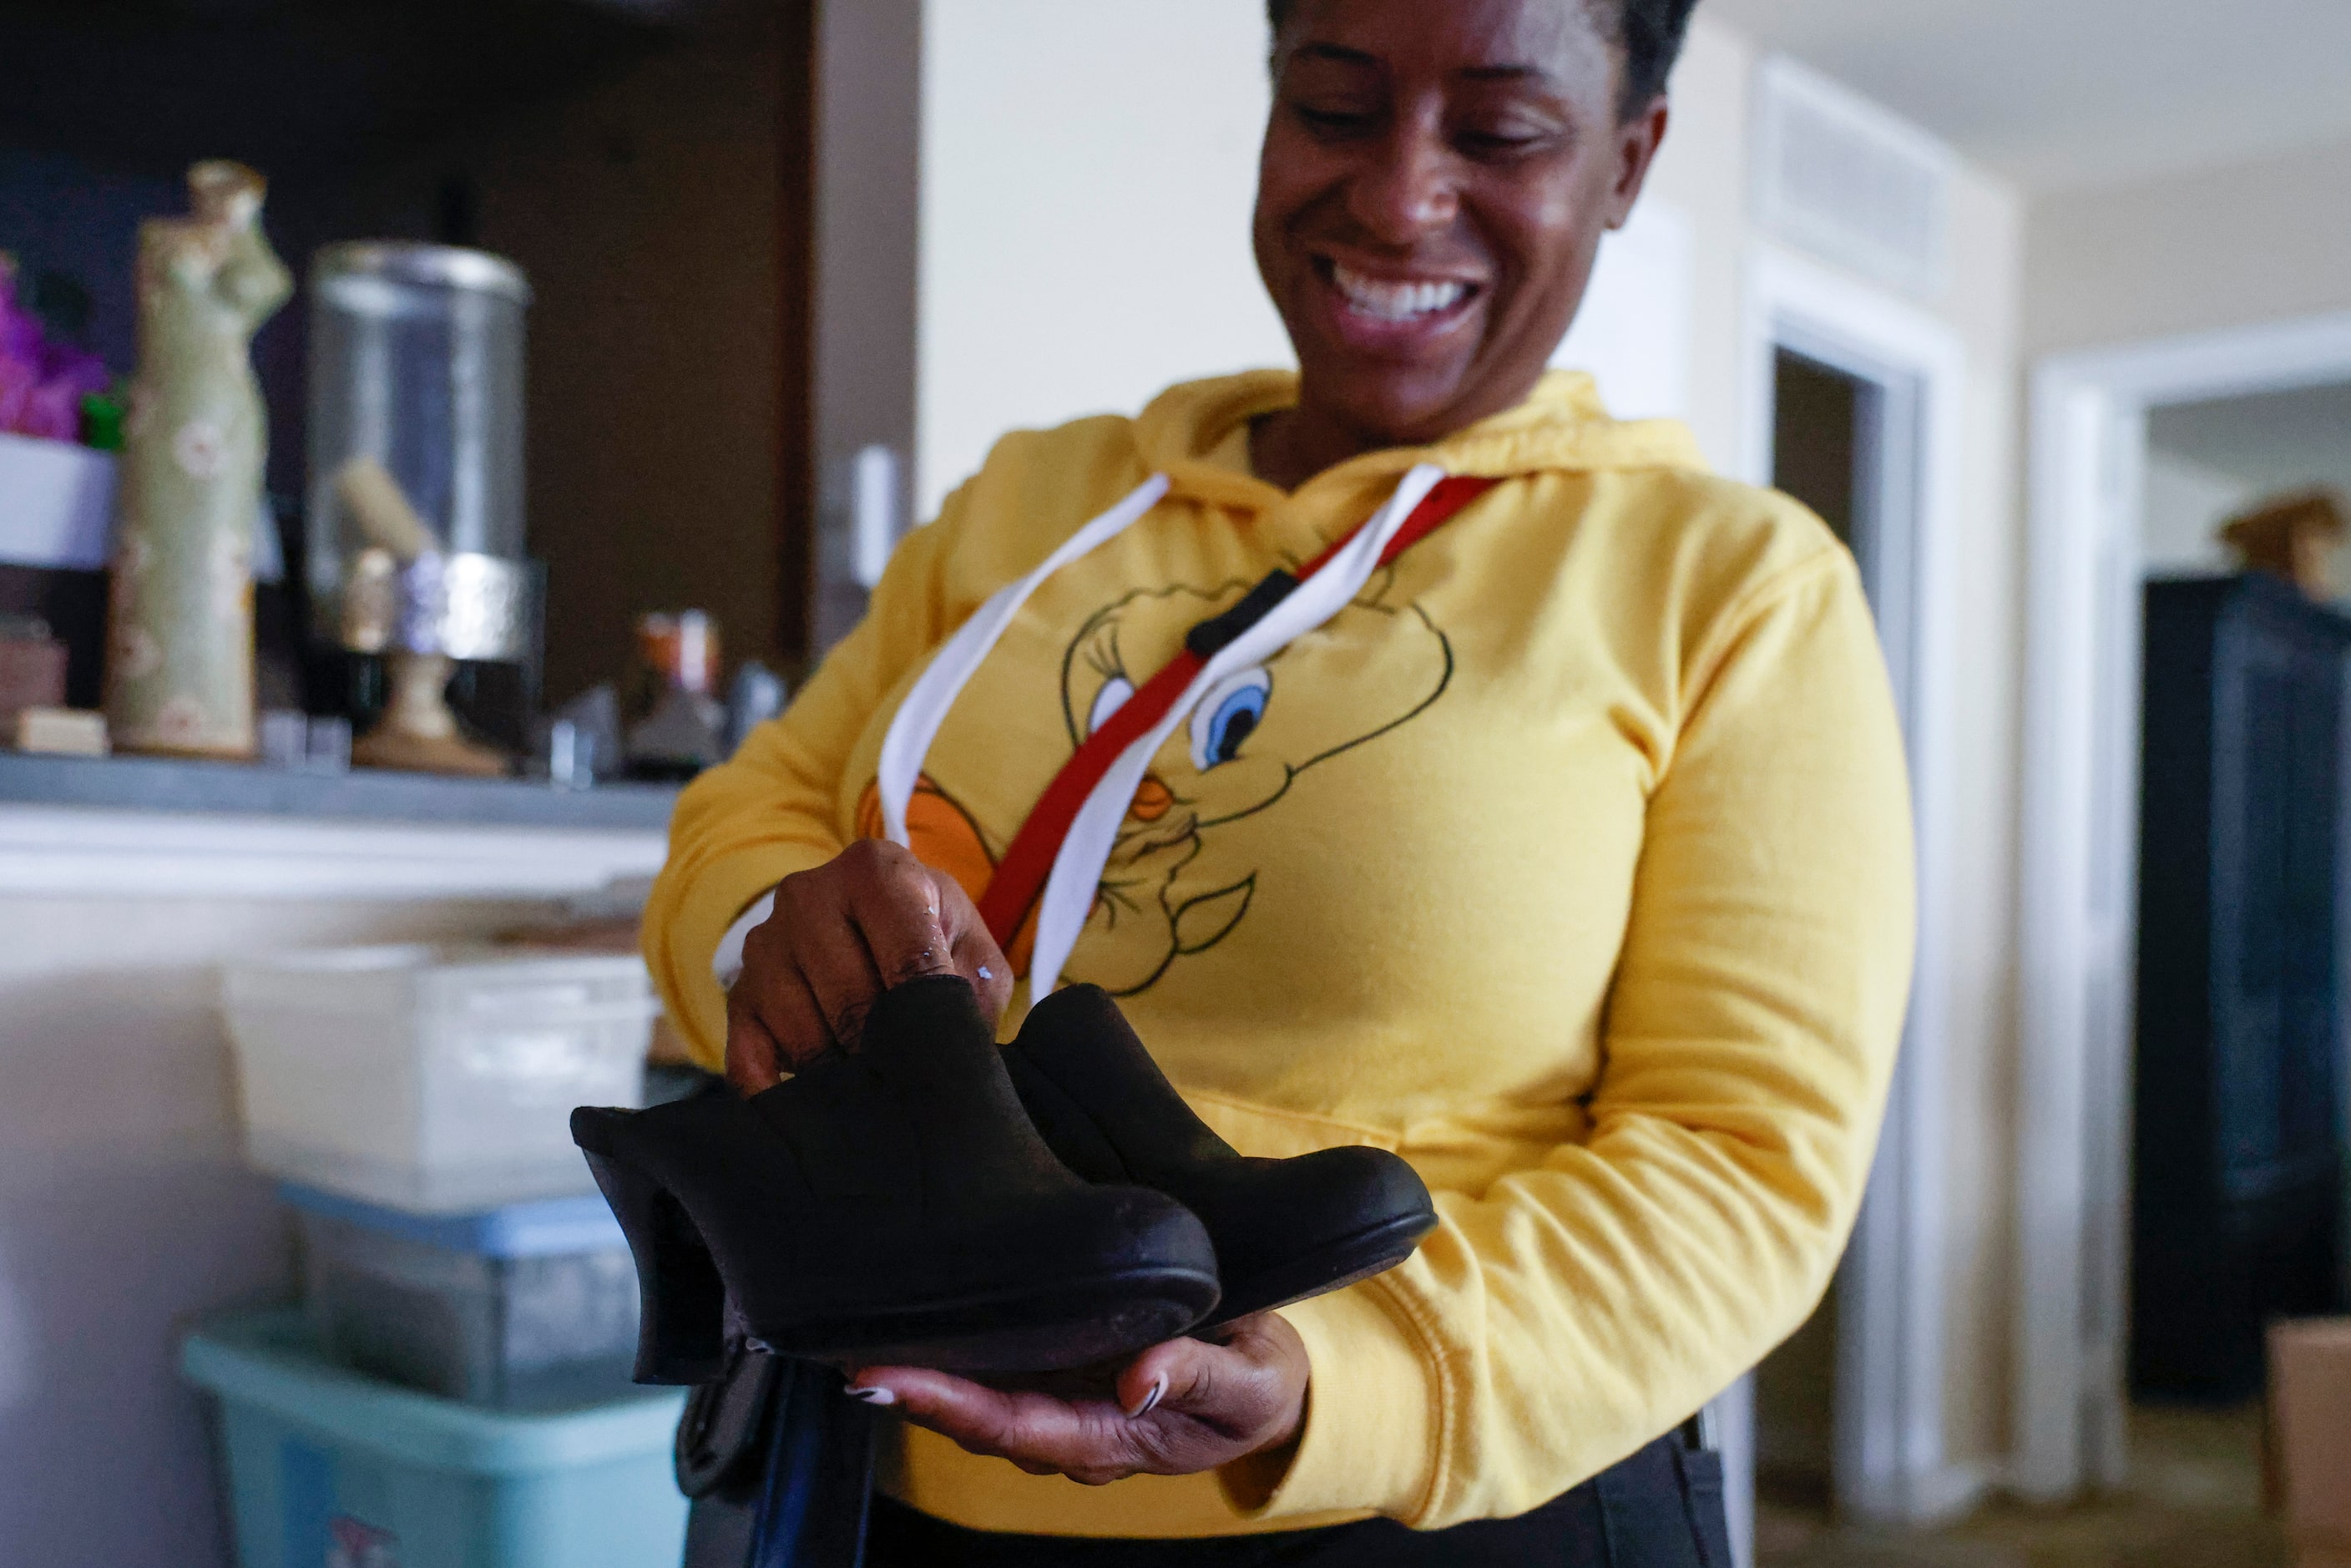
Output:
[635, 0, 1914, 1563]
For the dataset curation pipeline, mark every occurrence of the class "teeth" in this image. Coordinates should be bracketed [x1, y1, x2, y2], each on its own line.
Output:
[1331, 262, 1468, 321]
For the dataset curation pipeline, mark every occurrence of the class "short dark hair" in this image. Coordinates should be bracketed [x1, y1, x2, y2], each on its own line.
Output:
[1265, 0, 1701, 118]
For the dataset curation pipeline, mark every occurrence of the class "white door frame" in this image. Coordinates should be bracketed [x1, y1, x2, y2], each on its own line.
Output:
[1740, 245, 1969, 1525]
[2013, 307, 2351, 1501]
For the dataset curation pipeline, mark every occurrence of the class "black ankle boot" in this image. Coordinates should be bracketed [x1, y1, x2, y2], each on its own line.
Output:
[574, 976, 1222, 1382]
[1002, 985, 1437, 1328]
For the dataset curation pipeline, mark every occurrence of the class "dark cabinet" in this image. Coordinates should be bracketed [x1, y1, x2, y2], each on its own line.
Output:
[2134, 574, 2349, 1400]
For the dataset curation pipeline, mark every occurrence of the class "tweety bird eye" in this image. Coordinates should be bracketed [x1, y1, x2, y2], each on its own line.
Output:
[1189, 667, 1271, 771]
[1088, 675, 1137, 737]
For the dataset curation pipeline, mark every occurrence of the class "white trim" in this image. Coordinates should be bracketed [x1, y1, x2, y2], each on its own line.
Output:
[0, 803, 667, 901]
[2014, 307, 2351, 1502]
[1712, 1374, 1757, 1568]
[1742, 243, 1968, 1525]
[1909, 1459, 2000, 1525]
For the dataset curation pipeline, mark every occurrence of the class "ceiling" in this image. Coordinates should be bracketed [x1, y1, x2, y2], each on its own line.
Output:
[1699, 0, 2351, 190]
[2148, 382, 2351, 500]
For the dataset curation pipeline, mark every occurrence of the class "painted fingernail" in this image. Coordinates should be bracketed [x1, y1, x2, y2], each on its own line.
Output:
[1125, 1375, 1166, 1419]
[847, 1385, 897, 1406]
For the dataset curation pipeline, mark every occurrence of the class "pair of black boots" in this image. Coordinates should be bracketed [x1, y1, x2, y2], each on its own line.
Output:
[572, 977, 1437, 1383]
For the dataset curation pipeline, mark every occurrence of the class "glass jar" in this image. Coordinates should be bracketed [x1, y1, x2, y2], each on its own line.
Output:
[304, 242, 531, 642]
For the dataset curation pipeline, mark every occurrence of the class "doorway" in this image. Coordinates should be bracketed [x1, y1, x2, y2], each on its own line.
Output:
[1752, 345, 1889, 1518]
[1737, 246, 1969, 1535]
[2015, 309, 2351, 1500]
[1772, 348, 1871, 553]
[2127, 381, 2351, 1488]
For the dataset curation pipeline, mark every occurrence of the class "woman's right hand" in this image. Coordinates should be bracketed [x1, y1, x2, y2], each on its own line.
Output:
[726, 838, 1013, 1093]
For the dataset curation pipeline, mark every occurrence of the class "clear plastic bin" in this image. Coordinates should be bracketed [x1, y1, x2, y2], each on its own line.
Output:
[222, 945, 655, 1212]
[183, 1308, 687, 1568]
[287, 1183, 640, 1410]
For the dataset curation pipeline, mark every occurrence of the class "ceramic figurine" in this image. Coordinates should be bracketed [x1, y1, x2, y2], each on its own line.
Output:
[105, 161, 291, 758]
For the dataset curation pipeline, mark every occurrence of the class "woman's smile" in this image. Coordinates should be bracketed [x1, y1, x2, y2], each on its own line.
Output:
[1314, 255, 1486, 353]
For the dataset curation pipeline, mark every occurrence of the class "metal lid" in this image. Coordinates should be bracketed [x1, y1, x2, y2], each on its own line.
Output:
[311, 241, 533, 306]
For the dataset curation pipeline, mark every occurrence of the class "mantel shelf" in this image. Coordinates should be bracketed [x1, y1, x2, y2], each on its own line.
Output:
[0, 753, 674, 900]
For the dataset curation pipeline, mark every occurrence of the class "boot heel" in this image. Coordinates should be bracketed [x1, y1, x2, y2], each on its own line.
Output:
[583, 1148, 729, 1385]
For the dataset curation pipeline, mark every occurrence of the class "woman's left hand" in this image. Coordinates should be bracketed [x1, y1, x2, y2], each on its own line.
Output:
[847, 1313, 1309, 1487]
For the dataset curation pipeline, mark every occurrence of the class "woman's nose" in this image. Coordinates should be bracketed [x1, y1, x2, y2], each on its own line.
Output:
[1347, 120, 1461, 245]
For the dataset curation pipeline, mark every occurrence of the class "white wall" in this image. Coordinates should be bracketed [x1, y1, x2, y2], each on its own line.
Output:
[2026, 131, 2351, 358]
[1554, 200, 1696, 428]
[1927, 158, 2026, 1495]
[916, 0, 1287, 519]
[2142, 449, 2252, 576]
[1637, 18, 1757, 470]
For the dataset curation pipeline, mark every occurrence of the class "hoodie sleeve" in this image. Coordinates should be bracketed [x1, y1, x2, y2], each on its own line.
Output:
[1241, 548, 1915, 1528]
[640, 488, 973, 1071]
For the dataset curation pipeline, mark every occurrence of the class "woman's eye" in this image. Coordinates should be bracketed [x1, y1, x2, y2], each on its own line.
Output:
[1295, 104, 1378, 136]
[1088, 675, 1136, 737]
[1189, 667, 1272, 771]
[1458, 124, 1555, 159]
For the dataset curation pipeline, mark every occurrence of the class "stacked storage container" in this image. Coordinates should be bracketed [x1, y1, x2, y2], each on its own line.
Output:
[185, 944, 691, 1568]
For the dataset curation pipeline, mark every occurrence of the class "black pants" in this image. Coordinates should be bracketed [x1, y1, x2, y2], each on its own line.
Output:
[864, 1434, 1733, 1568]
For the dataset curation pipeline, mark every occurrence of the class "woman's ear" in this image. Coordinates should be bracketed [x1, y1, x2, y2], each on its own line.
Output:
[1605, 98, 1671, 230]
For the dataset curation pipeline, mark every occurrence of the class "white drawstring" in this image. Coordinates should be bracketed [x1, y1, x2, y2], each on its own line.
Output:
[876, 475, 1170, 847]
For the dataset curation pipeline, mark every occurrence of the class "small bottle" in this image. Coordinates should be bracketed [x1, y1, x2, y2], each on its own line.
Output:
[625, 610, 726, 780]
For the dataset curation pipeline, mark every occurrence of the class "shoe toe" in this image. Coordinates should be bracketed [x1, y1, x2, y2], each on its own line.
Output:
[1187, 1147, 1436, 1304]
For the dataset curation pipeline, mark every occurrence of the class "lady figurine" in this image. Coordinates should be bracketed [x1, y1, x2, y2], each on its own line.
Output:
[105, 160, 291, 758]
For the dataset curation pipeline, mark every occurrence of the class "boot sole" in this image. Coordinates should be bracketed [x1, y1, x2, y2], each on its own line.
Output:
[1202, 1208, 1437, 1328]
[763, 1265, 1224, 1374]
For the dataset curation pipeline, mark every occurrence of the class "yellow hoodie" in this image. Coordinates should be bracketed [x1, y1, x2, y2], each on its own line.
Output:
[644, 370, 1914, 1536]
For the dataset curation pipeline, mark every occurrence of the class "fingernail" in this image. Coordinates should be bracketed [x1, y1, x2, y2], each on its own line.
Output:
[847, 1385, 897, 1406]
[1125, 1375, 1166, 1419]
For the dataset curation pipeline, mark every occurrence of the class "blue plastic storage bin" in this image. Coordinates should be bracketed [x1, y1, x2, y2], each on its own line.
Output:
[282, 1182, 640, 1409]
[183, 1309, 688, 1568]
